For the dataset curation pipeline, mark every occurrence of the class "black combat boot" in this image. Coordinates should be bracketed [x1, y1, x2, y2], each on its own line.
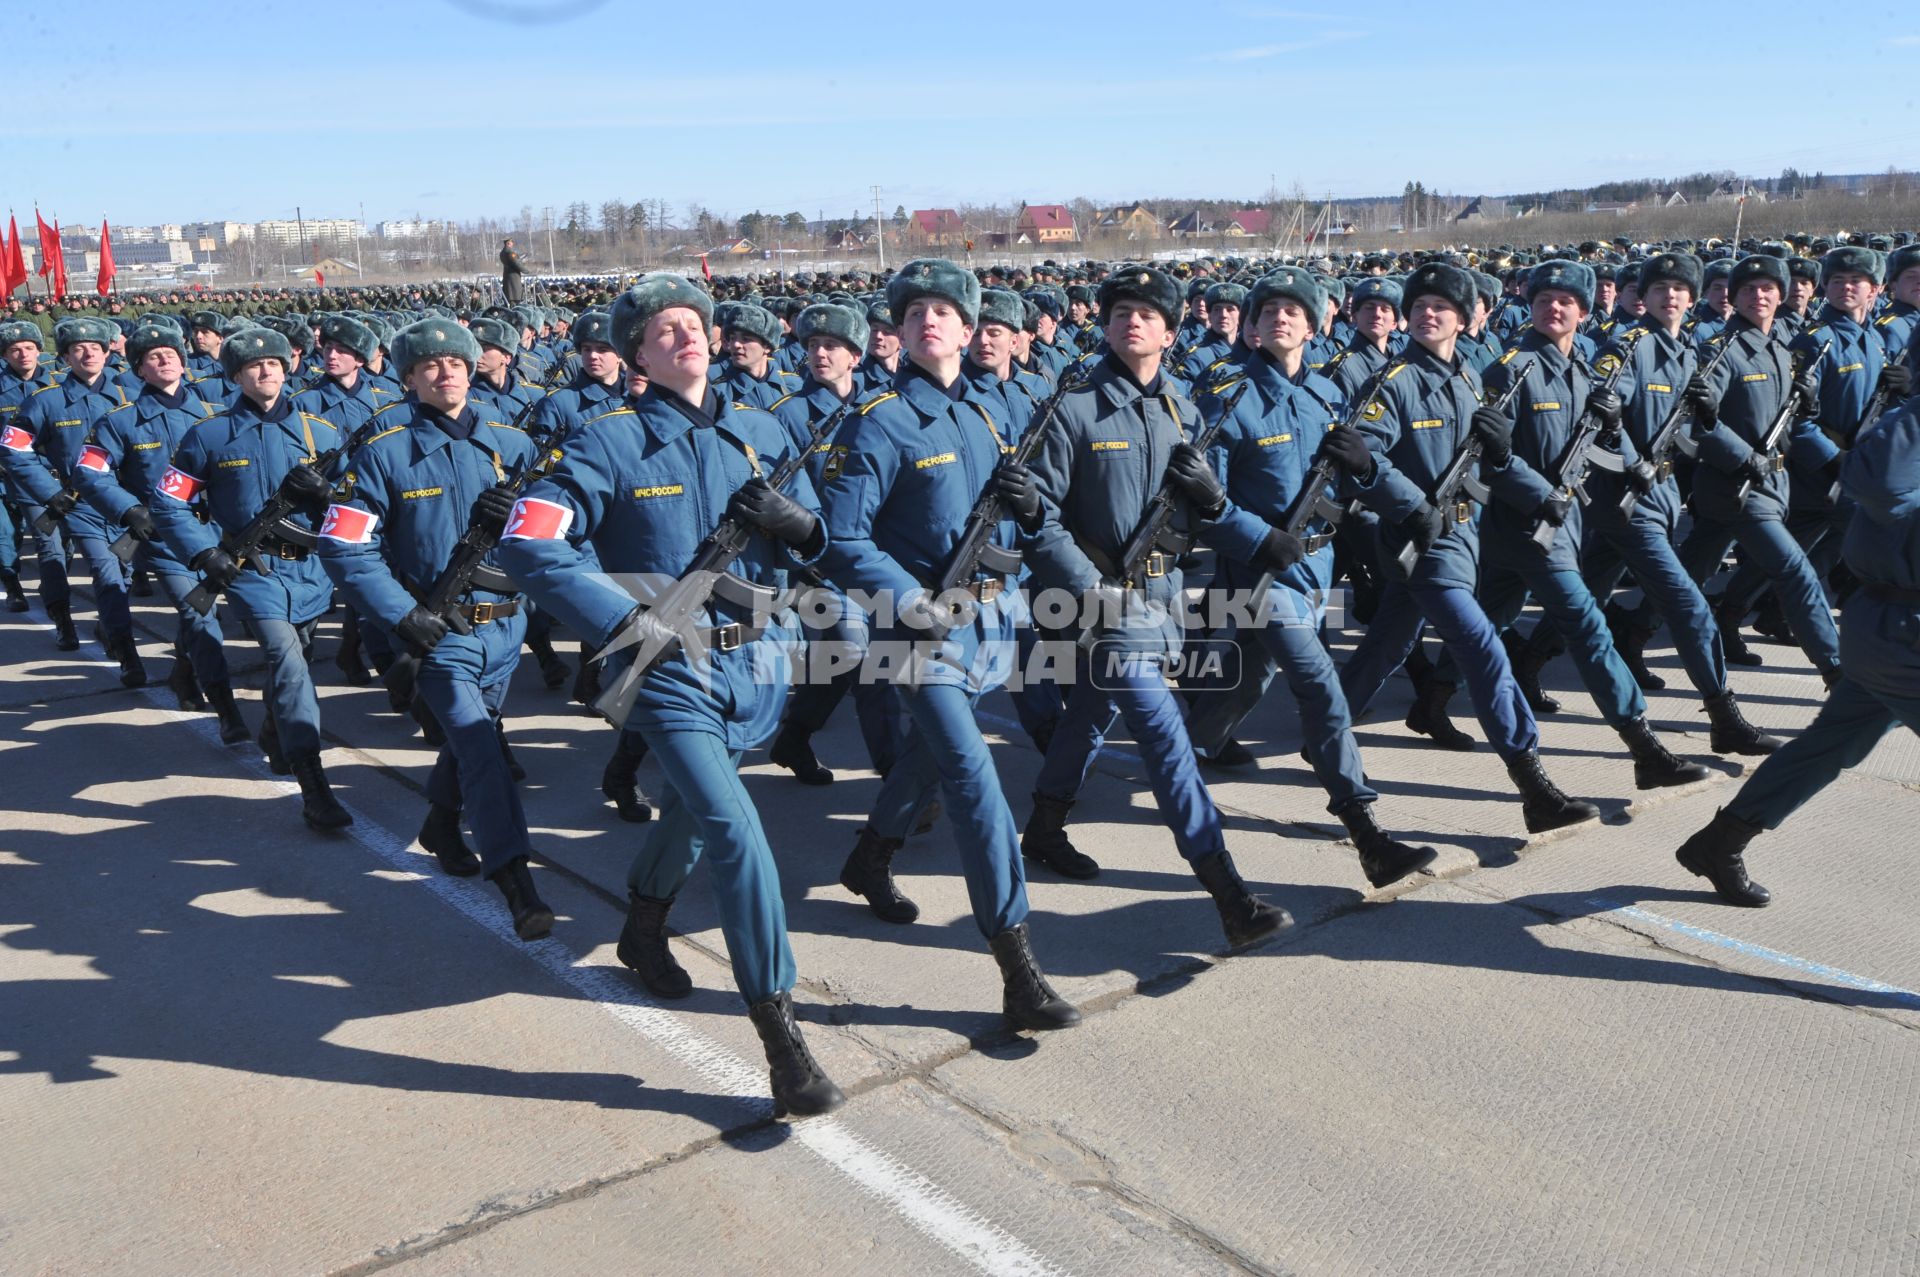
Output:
[487, 856, 554, 940]
[599, 739, 654, 822]
[1715, 599, 1762, 666]
[201, 681, 252, 745]
[1020, 792, 1100, 879]
[287, 748, 353, 831]
[1503, 750, 1601, 833]
[1404, 670, 1476, 751]
[1675, 808, 1771, 907]
[571, 641, 601, 707]
[838, 826, 918, 924]
[769, 721, 834, 785]
[1198, 737, 1255, 768]
[417, 803, 481, 876]
[333, 623, 370, 686]
[166, 657, 204, 710]
[0, 568, 27, 612]
[616, 891, 693, 998]
[1503, 629, 1560, 715]
[988, 923, 1081, 1031]
[1618, 716, 1712, 789]
[1338, 804, 1438, 888]
[107, 632, 148, 689]
[1704, 690, 1782, 756]
[746, 991, 845, 1118]
[1605, 602, 1666, 690]
[526, 631, 570, 689]
[258, 715, 290, 775]
[1191, 851, 1293, 949]
[47, 599, 80, 651]
[130, 568, 154, 598]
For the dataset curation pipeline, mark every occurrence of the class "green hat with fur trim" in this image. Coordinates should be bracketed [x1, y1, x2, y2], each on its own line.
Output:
[1402, 262, 1477, 320]
[723, 303, 781, 350]
[1819, 244, 1882, 287]
[1246, 268, 1324, 326]
[189, 309, 224, 334]
[1637, 252, 1703, 299]
[317, 315, 378, 364]
[390, 318, 480, 376]
[0, 320, 45, 351]
[140, 311, 185, 334]
[1786, 255, 1819, 283]
[977, 287, 1026, 332]
[1096, 264, 1180, 328]
[887, 258, 981, 327]
[1350, 276, 1404, 314]
[1470, 272, 1502, 309]
[1886, 245, 1920, 286]
[794, 303, 869, 355]
[510, 305, 541, 335]
[1728, 255, 1789, 297]
[1703, 259, 1735, 286]
[260, 314, 313, 354]
[469, 315, 520, 355]
[218, 326, 293, 377]
[865, 299, 895, 332]
[1203, 282, 1247, 312]
[1527, 259, 1595, 312]
[570, 310, 615, 349]
[610, 274, 714, 361]
[54, 316, 119, 352]
[126, 322, 188, 366]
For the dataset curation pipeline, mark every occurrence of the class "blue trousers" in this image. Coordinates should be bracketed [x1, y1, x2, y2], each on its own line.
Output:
[419, 669, 529, 876]
[1673, 508, 1841, 673]
[1034, 646, 1226, 865]
[69, 534, 131, 640]
[248, 616, 323, 755]
[1009, 622, 1065, 748]
[1439, 559, 1645, 728]
[628, 718, 796, 1005]
[0, 497, 16, 573]
[1566, 508, 1728, 698]
[870, 678, 1030, 937]
[149, 560, 231, 686]
[15, 501, 69, 606]
[781, 606, 905, 775]
[1715, 500, 1852, 622]
[1340, 579, 1540, 760]
[1255, 619, 1377, 814]
[1727, 590, 1920, 829]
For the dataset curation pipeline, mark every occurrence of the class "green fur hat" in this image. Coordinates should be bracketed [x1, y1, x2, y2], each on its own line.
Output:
[260, 314, 314, 354]
[1096, 264, 1181, 328]
[1702, 259, 1735, 287]
[1527, 260, 1596, 312]
[977, 287, 1026, 332]
[390, 318, 480, 376]
[1350, 276, 1403, 314]
[1785, 255, 1819, 283]
[0, 320, 45, 351]
[1728, 255, 1789, 297]
[723, 303, 781, 350]
[53, 316, 119, 352]
[139, 311, 185, 334]
[218, 326, 294, 377]
[570, 310, 615, 349]
[610, 274, 713, 360]
[1885, 245, 1920, 285]
[794, 303, 869, 355]
[510, 305, 541, 335]
[317, 315, 378, 364]
[1637, 252, 1703, 299]
[1402, 262, 1477, 320]
[1246, 268, 1325, 326]
[1025, 287, 1064, 321]
[469, 315, 520, 355]
[1203, 282, 1247, 312]
[865, 299, 895, 332]
[1819, 244, 1882, 287]
[1066, 283, 1095, 306]
[189, 309, 224, 334]
[126, 322, 188, 366]
[887, 258, 981, 327]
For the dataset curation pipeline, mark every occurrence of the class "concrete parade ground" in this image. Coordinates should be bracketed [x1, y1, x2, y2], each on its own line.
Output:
[3, 568, 1917, 1276]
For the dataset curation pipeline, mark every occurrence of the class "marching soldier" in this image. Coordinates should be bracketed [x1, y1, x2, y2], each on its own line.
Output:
[0, 322, 62, 622]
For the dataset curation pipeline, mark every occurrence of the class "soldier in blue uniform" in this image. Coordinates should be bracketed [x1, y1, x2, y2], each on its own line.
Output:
[319, 318, 555, 940]
[186, 312, 224, 379]
[1672, 385, 1920, 907]
[151, 327, 354, 830]
[1334, 263, 1601, 833]
[1179, 282, 1244, 383]
[0, 322, 60, 621]
[1876, 245, 1920, 368]
[497, 274, 846, 1117]
[467, 316, 544, 421]
[817, 258, 1082, 1032]
[11, 317, 141, 682]
[1322, 277, 1404, 401]
[713, 303, 800, 410]
[855, 300, 901, 396]
[74, 323, 249, 737]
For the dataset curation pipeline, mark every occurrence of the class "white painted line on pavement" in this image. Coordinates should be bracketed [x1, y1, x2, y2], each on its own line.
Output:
[138, 689, 1067, 1277]
[1586, 896, 1920, 1011]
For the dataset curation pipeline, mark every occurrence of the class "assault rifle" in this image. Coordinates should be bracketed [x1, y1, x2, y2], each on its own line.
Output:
[1526, 329, 1644, 551]
[1394, 355, 1536, 576]
[1737, 337, 1830, 506]
[182, 440, 349, 616]
[1619, 332, 1737, 516]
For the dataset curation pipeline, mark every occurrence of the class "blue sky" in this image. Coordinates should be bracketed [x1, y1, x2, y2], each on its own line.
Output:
[7, 0, 1919, 230]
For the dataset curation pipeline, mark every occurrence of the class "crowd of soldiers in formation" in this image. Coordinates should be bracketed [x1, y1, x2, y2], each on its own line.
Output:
[6, 225, 1919, 1117]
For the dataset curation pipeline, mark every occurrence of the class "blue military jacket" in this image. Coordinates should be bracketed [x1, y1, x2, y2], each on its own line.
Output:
[0, 364, 58, 502]
[529, 373, 625, 444]
[1785, 306, 1885, 511]
[77, 383, 222, 567]
[1480, 332, 1607, 573]
[1692, 317, 1800, 523]
[713, 361, 801, 412]
[292, 372, 402, 437]
[9, 370, 135, 538]
[1838, 396, 1920, 592]
[1586, 319, 1696, 531]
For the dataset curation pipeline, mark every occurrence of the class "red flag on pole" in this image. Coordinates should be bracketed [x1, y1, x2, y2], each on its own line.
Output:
[4, 217, 25, 297]
[700, 252, 712, 281]
[34, 210, 58, 289]
[314, 269, 325, 288]
[0, 223, 15, 297]
[96, 219, 115, 297]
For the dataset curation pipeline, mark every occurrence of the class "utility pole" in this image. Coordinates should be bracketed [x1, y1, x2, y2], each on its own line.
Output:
[871, 184, 886, 271]
[544, 206, 556, 275]
[356, 201, 365, 282]
[295, 205, 306, 275]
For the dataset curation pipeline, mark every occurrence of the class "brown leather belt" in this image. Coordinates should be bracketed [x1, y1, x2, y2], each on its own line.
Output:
[455, 598, 522, 625]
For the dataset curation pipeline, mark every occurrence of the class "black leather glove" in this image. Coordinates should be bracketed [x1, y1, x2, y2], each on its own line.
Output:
[191, 546, 240, 591]
[1820, 454, 1843, 486]
[394, 605, 451, 656]
[1625, 460, 1659, 496]
[1532, 492, 1572, 527]
[43, 489, 78, 519]
[1166, 441, 1226, 517]
[1587, 387, 1623, 430]
[470, 484, 518, 537]
[1879, 362, 1912, 400]
[1736, 450, 1775, 486]
[1254, 527, 1306, 573]
[1684, 374, 1718, 426]
[121, 504, 156, 542]
[1399, 502, 1447, 554]
[727, 477, 819, 548]
[277, 461, 333, 515]
[1316, 427, 1374, 479]
[1470, 406, 1512, 466]
[604, 605, 688, 668]
[992, 460, 1043, 531]
[1791, 363, 1819, 405]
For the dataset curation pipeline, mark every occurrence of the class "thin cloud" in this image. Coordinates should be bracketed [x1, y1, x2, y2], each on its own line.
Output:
[1234, 5, 1345, 17]
[1200, 30, 1366, 61]
[1886, 34, 1920, 45]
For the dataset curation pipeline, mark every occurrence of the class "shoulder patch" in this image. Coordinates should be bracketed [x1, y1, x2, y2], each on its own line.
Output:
[1496, 348, 1519, 366]
[1384, 363, 1409, 380]
[581, 406, 637, 428]
[363, 424, 408, 445]
[1207, 376, 1246, 398]
[856, 391, 899, 416]
[769, 392, 795, 410]
[1361, 398, 1386, 422]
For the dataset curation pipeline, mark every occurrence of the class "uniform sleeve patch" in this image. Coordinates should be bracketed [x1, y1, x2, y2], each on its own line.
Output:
[1, 425, 34, 451]
[823, 446, 847, 481]
[77, 444, 111, 472]
[157, 466, 204, 502]
[319, 503, 378, 544]
[1361, 399, 1385, 421]
[502, 496, 574, 540]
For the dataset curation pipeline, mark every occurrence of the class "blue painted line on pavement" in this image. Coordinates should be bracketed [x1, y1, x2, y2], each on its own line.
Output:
[1586, 896, 1920, 1011]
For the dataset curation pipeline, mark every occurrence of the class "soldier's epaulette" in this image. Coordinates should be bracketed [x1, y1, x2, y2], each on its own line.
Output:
[1876, 313, 1898, 327]
[1383, 362, 1410, 380]
[768, 391, 796, 410]
[580, 405, 636, 428]
[1804, 324, 1827, 337]
[489, 419, 527, 433]
[298, 410, 336, 431]
[1205, 375, 1246, 398]
[362, 424, 408, 446]
[26, 381, 59, 399]
[855, 391, 899, 416]
[1496, 347, 1519, 366]
[366, 399, 407, 422]
[1325, 350, 1350, 369]
[1204, 355, 1231, 373]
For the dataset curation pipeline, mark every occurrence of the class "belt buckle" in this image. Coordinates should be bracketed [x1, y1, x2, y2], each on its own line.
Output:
[1768, 452, 1785, 473]
[469, 601, 496, 624]
[1144, 552, 1168, 578]
[713, 623, 743, 653]
[1453, 501, 1472, 523]
[1655, 460, 1673, 480]
[977, 578, 1003, 603]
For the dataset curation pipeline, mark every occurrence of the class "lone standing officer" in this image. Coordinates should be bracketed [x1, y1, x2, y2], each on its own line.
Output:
[500, 239, 526, 305]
